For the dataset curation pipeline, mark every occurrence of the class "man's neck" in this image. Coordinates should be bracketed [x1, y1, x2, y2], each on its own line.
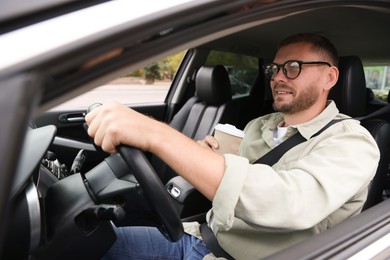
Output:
[283, 103, 327, 127]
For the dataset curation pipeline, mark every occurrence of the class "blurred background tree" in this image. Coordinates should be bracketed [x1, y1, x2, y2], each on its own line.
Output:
[128, 51, 186, 83]
[144, 62, 161, 83]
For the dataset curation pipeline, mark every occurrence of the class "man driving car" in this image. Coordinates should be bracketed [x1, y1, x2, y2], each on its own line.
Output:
[86, 33, 380, 259]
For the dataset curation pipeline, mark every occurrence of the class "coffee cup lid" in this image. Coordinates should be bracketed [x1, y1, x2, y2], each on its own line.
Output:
[214, 124, 244, 138]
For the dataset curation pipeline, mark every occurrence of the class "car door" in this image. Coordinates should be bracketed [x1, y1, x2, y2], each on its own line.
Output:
[33, 53, 191, 170]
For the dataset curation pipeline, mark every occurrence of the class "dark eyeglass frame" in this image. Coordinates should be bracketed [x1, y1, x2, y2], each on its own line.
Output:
[263, 60, 332, 80]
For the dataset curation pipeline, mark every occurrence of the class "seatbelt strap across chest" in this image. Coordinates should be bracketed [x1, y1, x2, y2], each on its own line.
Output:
[255, 103, 390, 166]
[254, 119, 344, 166]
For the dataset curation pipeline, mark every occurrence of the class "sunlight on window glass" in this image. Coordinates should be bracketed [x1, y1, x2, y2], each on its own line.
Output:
[51, 51, 186, 111]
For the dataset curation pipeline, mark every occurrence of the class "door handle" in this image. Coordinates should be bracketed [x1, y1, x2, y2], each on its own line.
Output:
[58, 112, 86, 123]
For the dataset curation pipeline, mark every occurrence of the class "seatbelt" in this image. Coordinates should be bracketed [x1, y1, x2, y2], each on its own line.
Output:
[200, 223, 234, 260]
[254, 119, 343, 166]
[355, 103, 390, 120]
[255, 103, 390, 166]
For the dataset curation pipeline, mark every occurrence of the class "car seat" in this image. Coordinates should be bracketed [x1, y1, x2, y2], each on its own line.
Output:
[329, 56, 390, 210]
[152, 65, 238, 185]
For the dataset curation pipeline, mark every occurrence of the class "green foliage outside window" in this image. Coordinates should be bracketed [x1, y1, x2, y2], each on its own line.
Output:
[128, 51, 186, 82]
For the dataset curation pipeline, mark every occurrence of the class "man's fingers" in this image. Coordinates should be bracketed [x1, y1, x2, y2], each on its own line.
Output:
[205, 135, 219, 149]
[196, 135, 219, 149]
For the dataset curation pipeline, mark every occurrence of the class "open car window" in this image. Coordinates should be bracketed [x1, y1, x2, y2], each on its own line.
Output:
[364, 65, 390, 102]
[51, 51, 186, 110]
[205, 50, 259, 97]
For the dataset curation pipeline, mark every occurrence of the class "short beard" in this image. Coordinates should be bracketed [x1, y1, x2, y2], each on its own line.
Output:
[273, 83, 320, 114]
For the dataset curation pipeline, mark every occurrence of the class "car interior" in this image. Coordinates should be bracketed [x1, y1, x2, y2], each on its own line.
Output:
[2, 1, 390, 259]
[329, 56, 390, 210]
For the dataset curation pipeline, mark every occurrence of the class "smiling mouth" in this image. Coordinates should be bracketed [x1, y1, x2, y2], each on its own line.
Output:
[275, 91, 293, 95]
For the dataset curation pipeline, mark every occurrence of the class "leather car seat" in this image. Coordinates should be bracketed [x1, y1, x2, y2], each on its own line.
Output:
[152, 65, 238, 184]
[170, 65, 236, 140]
[329, 56, 390, 210]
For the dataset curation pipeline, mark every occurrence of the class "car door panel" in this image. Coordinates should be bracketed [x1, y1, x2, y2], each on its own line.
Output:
[34, 103, 167, 171]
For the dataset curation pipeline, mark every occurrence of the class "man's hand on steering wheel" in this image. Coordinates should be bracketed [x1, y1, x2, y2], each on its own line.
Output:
[85, 102, 184, 242]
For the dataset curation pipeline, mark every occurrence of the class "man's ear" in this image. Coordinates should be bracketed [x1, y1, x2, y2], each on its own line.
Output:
[325, 66, 339, 91]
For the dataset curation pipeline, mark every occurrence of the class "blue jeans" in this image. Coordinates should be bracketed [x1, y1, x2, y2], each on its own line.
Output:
[102, 226, 211, 260]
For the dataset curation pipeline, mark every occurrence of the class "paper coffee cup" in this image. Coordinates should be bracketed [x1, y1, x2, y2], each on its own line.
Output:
[213, 124, 244, 155]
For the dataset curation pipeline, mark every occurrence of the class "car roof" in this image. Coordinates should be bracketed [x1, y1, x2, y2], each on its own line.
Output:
[200, 3, 390, 65]
[0, 0, 72, 23]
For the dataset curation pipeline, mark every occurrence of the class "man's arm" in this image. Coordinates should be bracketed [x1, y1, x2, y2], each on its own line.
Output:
[85, 101, 225, 200]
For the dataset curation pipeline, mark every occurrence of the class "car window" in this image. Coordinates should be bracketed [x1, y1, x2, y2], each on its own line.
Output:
[51, 51, 186, 111]
[364, 65, 390, 103]
[205, 50, 258, 97]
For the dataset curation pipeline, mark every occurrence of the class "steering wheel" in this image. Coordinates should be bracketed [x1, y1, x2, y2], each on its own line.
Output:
[118, 146, 183, 241]
[87, 104, 184, 242]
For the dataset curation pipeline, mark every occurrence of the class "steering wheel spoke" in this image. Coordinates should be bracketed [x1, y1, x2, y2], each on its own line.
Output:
[118, 145, 184, 242]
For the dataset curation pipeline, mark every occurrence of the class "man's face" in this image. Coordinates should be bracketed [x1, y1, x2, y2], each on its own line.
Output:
[270, 42, 329, 114]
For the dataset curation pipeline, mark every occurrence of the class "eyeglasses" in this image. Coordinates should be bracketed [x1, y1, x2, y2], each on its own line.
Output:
[263, 60, 331, 80]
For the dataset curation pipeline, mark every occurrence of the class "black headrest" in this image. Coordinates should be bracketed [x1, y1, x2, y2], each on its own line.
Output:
[195, 65, 232, 105]
[329, 56, 367, 117]
[367, 88, 375, 102]
[387, 89, 390, 103]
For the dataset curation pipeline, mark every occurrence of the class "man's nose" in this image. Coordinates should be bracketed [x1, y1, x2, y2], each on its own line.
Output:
[272, 68, 287, 82]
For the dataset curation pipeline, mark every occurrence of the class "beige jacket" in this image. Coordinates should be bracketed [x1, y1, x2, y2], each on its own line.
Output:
[185, 101, 380, 259]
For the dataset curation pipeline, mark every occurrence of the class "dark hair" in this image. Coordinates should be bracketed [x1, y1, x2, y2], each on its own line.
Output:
[278, 33, 339, 67]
